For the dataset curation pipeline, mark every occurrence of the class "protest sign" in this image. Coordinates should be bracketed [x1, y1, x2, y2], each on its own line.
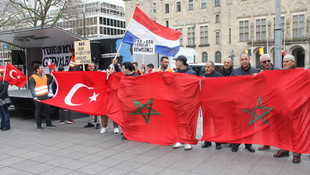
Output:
[133, 39, 155, 55]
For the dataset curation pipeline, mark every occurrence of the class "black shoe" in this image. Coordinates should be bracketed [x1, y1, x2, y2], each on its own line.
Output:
[46, 124, 55, 128]
[245, 146, 255, 152]
[84, 123, 95, 128]
[1, 128, 10, 131]
[231, 146, 238, 152]
[37, 125, 43, 130]
[216, 143, 222, 150]
[228, 144, 233, 148]
[121, 136, 128, 140]
[201, 141, 212, 148]
[95, 123, 100, 129]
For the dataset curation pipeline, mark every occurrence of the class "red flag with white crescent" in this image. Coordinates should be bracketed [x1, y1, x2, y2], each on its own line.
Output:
[41, 71, 109, 116]
[4, 62, 27, 88]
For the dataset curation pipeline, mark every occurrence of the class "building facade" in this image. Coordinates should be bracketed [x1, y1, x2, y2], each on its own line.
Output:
[56, 0, 126, 38]
[123, 0, 310, 68]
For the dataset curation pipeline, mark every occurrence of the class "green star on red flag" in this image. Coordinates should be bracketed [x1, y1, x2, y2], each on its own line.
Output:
[130, 99, 161, 125]
[242, 96, 273, 126]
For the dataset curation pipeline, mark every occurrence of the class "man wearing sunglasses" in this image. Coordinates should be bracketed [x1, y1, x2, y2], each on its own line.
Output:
[259, 54, 280, 71]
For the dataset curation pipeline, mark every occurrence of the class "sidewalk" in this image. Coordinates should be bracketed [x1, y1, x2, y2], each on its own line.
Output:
[0, 109, 309, 175]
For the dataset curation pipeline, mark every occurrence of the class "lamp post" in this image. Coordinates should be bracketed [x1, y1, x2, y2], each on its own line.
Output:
[230, 50, 235, 61]
[83, 4, 86, 38]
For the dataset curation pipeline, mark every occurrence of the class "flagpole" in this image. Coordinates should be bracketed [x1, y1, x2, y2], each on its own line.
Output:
[3, 62, 7, 81]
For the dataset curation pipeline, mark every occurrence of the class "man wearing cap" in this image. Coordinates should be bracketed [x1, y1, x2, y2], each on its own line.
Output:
[230, 52, 259, 153]
[273, 55, 302, 164]
[174, 55, 196, 75]
[172, 55, 196, 151]
[153, 56, 174, 72]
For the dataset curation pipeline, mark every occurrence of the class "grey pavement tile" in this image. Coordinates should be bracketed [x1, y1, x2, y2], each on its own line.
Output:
[160, 151, 187, 161]
[60, 160, 90, 170]
[29, 154, 58, 163]
[96, 167, 128, 175]
[40, 167, 73, 175]
[96, 149, 120, 157]
[111, 152, 138, 161]
[113, 161, 144, 171]
[15, 151, 44, 159]
[156, 168, 187, 175]
[79, 154, 107, 164]
[5, 148, 30, 157]
[250, 164, 284, 175]
[133, 164, 165, 175]
[147, 158, 176, 168]
[168, 161, 198, 172]
[46, 157, 74, 166]
[0, 167, 19, 175]
[52, 142, 76, 149]
[9, 159, 55, 174]
[0, 154, 12, 160]
[279, 160, 310, 175]
[217, 168, 250, 175]
[66, 171, 92, 175]
[95, 157, 124, 167]
[77, 163, 109, 174]
[7, 170, 34, 175]
[128, 155, 157, 164]
[209, 150, 240, 161]
[190, 159, 228, 174]
[48, 148, 75, 157]
[141, 149, 170, 158]
[0, 157, 25, 166]
[61, 151, 89, 159]
[223, 162, 255, 173]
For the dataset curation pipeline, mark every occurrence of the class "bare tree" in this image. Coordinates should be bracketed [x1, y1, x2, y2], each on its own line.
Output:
[0, 0, 18, 28]
[8, 0, 82, 28]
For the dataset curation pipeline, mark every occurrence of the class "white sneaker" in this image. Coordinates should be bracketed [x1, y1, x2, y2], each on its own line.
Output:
[184, 144, 192, 151]
[172, 142, 183, 149]
[100, 128, 107, 134]
[113, 128, 119, 134]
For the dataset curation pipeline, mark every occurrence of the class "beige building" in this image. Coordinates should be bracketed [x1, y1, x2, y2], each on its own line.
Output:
[123, 0, 310, 68]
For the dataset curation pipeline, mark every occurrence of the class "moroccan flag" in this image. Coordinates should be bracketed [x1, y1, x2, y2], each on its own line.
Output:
[106, 72, 201, 145]
[4, 62, 27, 88]
[201, 69, 310, 153]
[41, 71, 109, 116]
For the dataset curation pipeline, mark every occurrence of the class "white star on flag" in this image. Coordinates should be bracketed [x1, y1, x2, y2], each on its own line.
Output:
[89, 92, 99, 103]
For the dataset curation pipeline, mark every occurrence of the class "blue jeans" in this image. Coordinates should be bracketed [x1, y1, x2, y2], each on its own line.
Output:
[34, 100, 51, 126]
[0, 105, 10, 129]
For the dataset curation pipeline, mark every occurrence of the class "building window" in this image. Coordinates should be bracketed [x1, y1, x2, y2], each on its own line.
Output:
[273, 17, 285, 39]
[201, 0, 206, 9]
[215, 51, 221, 63]
[215, 14, 220, 23]
[200, 25, 208, 45]
[176, 28, 183, 46]
[239, 20, 249, 42]
[202, 52, 208, 62]
[216, 32, 220, 44]
[153, 2, 156, 13]
[293, 14, 304, 38]
[188, 26, 195, 46]
[165, 4, 169, 13]
[166, 21, 169, 28]
[189, 0, 194, 10]
[215, 0, 220, 7]
[176, 2, 181, 12]
[256, 18, 266, 40]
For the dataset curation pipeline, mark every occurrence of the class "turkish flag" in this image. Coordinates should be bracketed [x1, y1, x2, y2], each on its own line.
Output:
[201, 69, 310, 153]
[41, 71, 109, 116]
[4, 62, 27, 88]
[106, 72, 201, 145]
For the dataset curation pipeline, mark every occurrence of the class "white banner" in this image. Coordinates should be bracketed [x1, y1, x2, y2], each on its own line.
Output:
[133, 39, 155, 55]
[42, 45, 73, 74]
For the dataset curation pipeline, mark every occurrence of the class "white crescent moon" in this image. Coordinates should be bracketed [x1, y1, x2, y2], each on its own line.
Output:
[9, 70, 17, 79]
[64, 83, 93, 106]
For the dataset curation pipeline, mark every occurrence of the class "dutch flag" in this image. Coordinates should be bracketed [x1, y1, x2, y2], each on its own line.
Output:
[122, 6, 181, 57]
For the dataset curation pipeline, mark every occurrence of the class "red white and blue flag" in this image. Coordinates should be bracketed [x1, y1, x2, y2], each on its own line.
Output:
[122, 6, 181, 56]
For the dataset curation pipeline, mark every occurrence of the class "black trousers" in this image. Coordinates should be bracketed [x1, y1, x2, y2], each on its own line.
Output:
[34, 100, 51, 126]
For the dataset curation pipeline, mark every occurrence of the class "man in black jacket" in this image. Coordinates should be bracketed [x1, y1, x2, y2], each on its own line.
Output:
[230, 52, 259, 153]
[259, 54, 280, 71]
[221, 58, 234, 76]
[201, 61, 223, 150]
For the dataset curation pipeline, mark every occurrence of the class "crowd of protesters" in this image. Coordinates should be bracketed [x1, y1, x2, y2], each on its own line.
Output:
[2, 49, 308, 164]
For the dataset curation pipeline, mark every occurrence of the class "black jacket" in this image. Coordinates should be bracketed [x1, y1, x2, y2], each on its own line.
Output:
[202, 70, 223, 77]
[220, 66, 233, 76]
[0, 80, 9, 99]
[176, 65, 197, 75]
[231, 66, 259, 76]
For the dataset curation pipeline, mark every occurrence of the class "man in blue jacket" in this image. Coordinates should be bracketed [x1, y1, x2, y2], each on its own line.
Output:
[174, 55, 196, 75]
